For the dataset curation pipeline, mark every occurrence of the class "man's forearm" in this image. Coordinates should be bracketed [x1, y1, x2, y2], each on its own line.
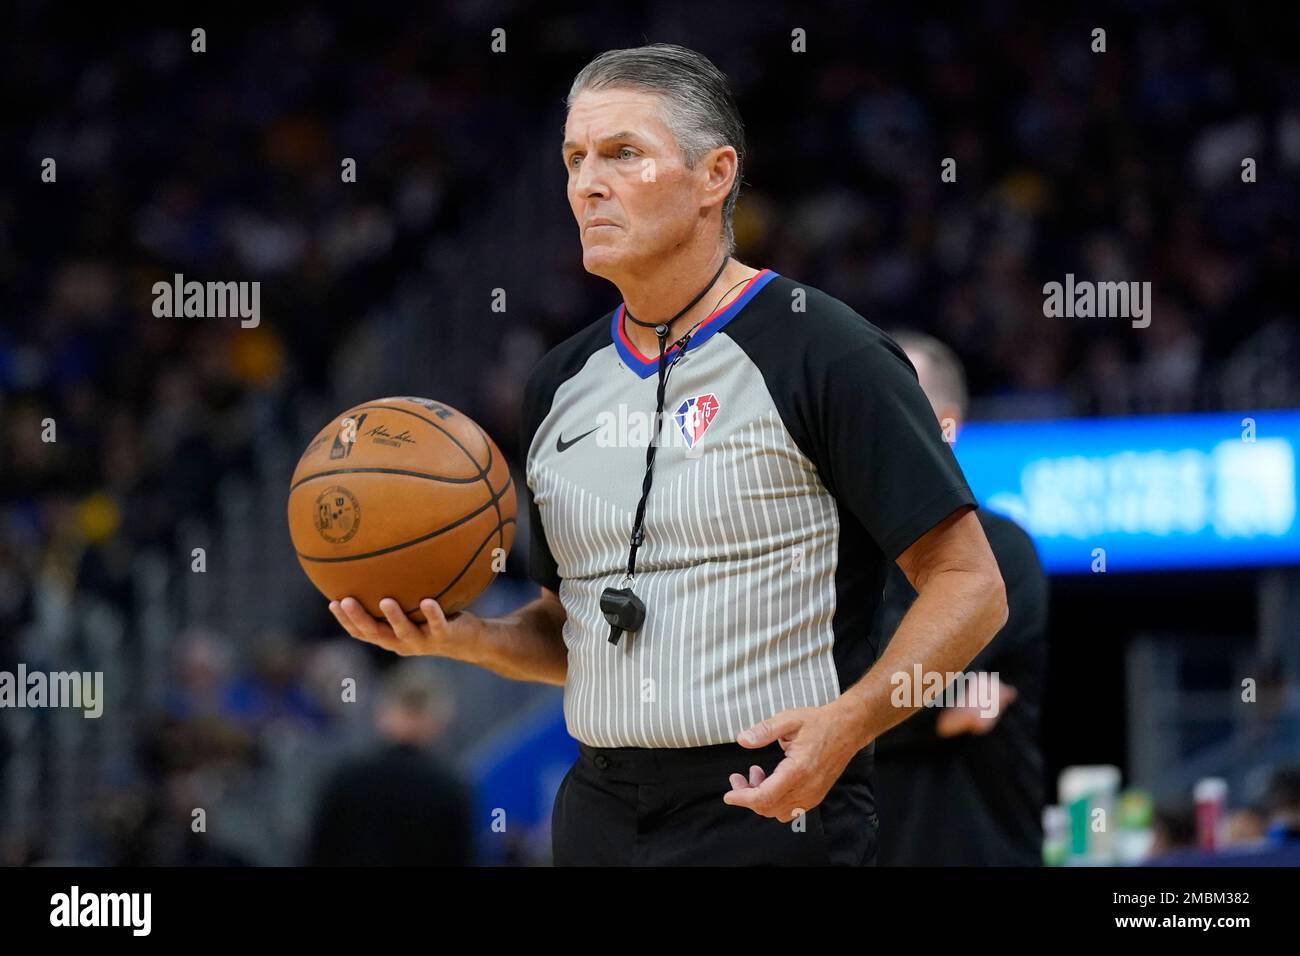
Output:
[837, 566, 1007, 747]
[470, 596, 568, 686]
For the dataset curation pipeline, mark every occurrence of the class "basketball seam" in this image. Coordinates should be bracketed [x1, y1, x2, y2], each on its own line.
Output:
[428, 515, 519, 609]
[295, 474, 514, 563]
[400, 515, 517, 616]
[467, 417, 510, 562]
[289, 467, 484, 492]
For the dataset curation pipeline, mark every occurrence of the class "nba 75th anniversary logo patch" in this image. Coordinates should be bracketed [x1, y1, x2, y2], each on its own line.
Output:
[674, 393, 720, 449]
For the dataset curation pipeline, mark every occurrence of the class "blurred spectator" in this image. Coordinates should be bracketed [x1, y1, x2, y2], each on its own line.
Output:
[306, 661, 472, 866]
[1145, 767, 1300, 866]
[222, 633, 331, 733]
[1221, 805, 1268, 848]
[302, 639, 376, 742]
[94, 714, 260, 866]
[1261, 764, 1300, 847]
[166, 630, 237, 720]
[1149, 799, 1199, 856]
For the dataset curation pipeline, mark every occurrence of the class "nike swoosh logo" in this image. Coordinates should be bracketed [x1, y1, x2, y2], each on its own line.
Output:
[556, 427, 598, 453]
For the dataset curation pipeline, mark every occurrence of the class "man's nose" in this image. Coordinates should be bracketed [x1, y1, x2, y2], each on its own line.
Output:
[573, 155, 609, 199]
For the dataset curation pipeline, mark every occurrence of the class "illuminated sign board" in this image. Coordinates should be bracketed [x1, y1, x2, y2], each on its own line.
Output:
[954, 412, 1300, 573]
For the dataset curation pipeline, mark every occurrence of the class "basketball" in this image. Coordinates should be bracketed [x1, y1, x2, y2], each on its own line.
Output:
[288, 396, 517, 621]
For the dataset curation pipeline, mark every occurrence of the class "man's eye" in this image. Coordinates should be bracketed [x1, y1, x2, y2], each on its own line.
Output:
[617, 147, 636, 160]
[568, 154, 583, 169]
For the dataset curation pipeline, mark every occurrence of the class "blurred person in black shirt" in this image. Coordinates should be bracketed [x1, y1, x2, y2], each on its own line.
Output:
[873, 332, 1049, 866]
[306, 661, 473, 866]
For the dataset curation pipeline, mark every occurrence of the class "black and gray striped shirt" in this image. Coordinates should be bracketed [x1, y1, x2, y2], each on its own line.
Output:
[520, 270, 976, 749]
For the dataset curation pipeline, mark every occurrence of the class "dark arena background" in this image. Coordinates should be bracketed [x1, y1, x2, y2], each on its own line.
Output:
[1, 0, 1297, 930]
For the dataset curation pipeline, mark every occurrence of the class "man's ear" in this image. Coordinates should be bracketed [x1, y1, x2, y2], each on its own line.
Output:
[701, 145, 738, 208]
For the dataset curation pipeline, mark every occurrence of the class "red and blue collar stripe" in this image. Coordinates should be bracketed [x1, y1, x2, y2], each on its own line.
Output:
[611, 269, 778, 378]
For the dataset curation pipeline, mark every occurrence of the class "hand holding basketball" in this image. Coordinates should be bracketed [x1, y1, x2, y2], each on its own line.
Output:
[329, 595, 486, 663]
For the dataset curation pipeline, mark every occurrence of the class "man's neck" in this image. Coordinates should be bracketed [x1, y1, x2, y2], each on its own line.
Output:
[617, 250, 758, 358]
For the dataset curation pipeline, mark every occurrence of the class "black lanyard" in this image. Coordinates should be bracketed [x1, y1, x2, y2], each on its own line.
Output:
[625, 324, 692, 580]
[601, 256, 729, 645]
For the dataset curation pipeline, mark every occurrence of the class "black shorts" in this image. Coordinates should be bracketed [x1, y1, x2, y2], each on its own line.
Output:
[551, 739, 878, 866]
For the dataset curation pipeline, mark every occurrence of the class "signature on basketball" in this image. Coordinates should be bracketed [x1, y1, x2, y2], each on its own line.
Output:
[366, 424, 417, 448]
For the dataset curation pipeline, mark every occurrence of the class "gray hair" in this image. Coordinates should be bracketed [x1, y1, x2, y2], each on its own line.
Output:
[566, 43, 746, 255]
[890, 331, 969, 417]
[378, 660, 455, 722]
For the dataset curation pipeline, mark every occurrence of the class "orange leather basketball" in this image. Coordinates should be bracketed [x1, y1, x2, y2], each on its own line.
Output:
[288, 397, 516, 620]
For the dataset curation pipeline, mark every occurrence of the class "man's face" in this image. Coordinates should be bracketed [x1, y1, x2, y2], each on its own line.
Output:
[562, 88, 714, 278]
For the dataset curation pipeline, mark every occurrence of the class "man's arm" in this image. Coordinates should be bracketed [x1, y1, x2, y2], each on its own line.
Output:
[835, 507, 1008, 747]
[876, 514, 1048, 745]
[470, 587, 568, 685]
[724, 505, 1006, 821]
[329, 586, 568, 686]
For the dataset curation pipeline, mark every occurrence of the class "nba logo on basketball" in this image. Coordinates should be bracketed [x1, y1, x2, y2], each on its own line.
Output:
[674, 394, 720, 449]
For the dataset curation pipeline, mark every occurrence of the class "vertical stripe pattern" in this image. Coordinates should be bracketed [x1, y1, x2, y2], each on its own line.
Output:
[529, 374, 844, 747]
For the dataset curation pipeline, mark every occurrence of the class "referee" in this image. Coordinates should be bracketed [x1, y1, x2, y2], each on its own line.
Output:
[872, 333, 1049, 866]
[330, 43, 1008, 866]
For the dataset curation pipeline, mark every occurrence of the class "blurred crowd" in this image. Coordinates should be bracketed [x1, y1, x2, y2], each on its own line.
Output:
[1, 2, 1298, 863]
[1147, 765, 1300, 865]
